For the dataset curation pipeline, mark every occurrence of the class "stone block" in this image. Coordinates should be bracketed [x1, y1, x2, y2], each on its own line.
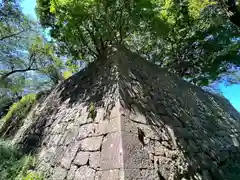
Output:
[38, 146, 56, 163]
[128, 111, 147, 124]
[120, 116, 160, 140]
[63, 127, 79, 145]
[51, 123, 67, 134]
[93, 118, 120, 135]
[51, 146, 65, 165]
[73, 152, 90, 166]
[51, 166, 67, 180]
[95, 169, 121, 180]
[77, 124, 95, 140]
[100, 132, 123, 170]
[110, 104, 120, 119]
[89, 151, 101, 169]
[80, 136, 103, 151]
[67, 165, 77, 180]
[48, 134, 62, 146]
[124, 169, 158, 180]
[121, 131, 153, 169]
[74, 166, 95, 180]
[61, 142, 80, 169]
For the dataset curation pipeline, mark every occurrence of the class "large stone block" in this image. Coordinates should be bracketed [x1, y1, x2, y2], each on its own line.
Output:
[73, 151, 90, 166]
[124, 169, 159, 180]
[121, 131, 154, 169]
[80, 136, 103, 151]
[51, 166, 67, 180]
[61, 142, 80, 169]
[95, 169, 122, 180]
[74, 166, 95, 180]
[100, 132, 123, 169]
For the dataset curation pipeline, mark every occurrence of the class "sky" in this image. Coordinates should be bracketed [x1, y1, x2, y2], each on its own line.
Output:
[21, 0, 240, 112]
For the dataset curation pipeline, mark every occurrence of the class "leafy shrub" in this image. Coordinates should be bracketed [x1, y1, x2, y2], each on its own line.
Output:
[2, 94, 36, 123]
[0, 94, 14, 119]
[63, 71, 72, 79]
[21, 171, 43, 180]
[0, 94, 37, 138]
[0, 140, 41, 180]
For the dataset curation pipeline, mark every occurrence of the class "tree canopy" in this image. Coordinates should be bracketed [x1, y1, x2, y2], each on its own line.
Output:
[35, 0, 240, 86]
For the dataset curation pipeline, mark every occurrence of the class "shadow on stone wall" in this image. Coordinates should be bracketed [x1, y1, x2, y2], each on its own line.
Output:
[17, 46, 240, 179]
[117, 47, 240, 179]
[18, 56, 118, 154]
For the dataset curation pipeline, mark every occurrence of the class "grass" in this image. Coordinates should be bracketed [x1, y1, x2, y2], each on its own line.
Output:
[0, 93, 44, 179]
[2, 94, 36, 123]
[0, 94, 37, 138]
[0, 141, 43, 180]
[0, 140, 43, 180]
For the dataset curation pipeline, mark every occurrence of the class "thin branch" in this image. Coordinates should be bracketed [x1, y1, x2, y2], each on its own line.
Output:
[0, 67, 38, 80]
[0, 29, 25, 41]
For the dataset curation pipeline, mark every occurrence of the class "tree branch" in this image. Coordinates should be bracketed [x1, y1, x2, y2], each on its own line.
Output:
[0, 30, 25, 41]
[0, 67, 38, 80]
[77, 27, 98, 56]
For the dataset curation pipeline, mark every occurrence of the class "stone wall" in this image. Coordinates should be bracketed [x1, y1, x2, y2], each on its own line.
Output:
[14, 46, 240, 180]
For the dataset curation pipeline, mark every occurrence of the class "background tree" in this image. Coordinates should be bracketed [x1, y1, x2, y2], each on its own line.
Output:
[0, 0, 76, 117]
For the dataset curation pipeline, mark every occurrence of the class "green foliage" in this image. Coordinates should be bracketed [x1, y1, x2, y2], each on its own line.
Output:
[0, 140, 41, 180]
[21, 171, 43, 180]
[88, 102, 97, 120]
[63, 71, 73, 79]
[0, 0, 73, 98]
[2, 94, 36, 123]
[36, 0, 240, 86]
[36, 0, 170, 60]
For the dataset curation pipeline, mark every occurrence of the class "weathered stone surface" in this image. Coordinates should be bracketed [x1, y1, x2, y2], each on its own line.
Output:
[14, 47, 240, 180]
[51, 146, 66, 165]
[67, 165, 77, 180]
[129, 112, 147, 124]
[38, 146, 56, 163]
[51, 166, 67, 180]
[93, 118, 120, 135]
[63, 127, 79, 145]
[89, 151, 101, 169]
[124, 169, 159, 180]
[120, 116, 161, 140]
[51, 123, 66, 134]
[73, 151, 90, 166]
[77, 124, 94, 140]
[74, 166, 95, 180]
[95, 169, 121, 180]
[80, 136, 103, 151]
[100, 132, 123, 169]
[140, 169, 159, 180]
[61, 142, 79, 169]
[122, 131, 154, 169]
